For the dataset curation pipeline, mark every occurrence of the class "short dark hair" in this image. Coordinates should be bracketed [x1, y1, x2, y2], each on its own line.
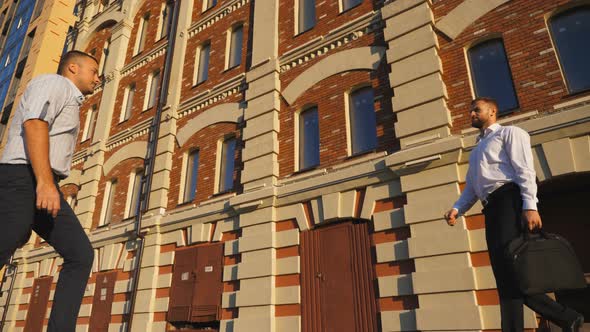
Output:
[57, 50, 98, 74]
[471, 97, 498, 111]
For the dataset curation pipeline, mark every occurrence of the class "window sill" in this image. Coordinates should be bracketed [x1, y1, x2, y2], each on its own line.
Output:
[211, 189, 234, 198]
[339, 2, 362, 15]
[192, 79, 207, 88]
[224, 64, 241, 73]
[294, 26, 314, 38]
[292, 164, 320, 175]
[346, 148, 377, 161]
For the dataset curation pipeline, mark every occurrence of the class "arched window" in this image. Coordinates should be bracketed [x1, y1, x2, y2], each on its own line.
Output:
[298, 106, 320, 170]
[549, 6, 590, 93]
[467, 38, 518, 114]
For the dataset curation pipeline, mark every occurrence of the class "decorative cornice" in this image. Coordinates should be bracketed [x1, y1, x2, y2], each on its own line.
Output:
[120, 42, 168, 77]
[177, 74, 246, 118]
[106, 118, 152, 151]
[72, 149, 89, 167]
[187, 0, 250, 38]
[279, 11, 383, 73]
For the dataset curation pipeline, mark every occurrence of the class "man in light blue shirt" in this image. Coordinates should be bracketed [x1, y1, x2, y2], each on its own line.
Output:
[0, 50, 101, 332]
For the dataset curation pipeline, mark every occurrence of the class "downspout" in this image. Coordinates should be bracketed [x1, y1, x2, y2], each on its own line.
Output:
[0, 257, 18, 330]
[125, 0, 180, 329]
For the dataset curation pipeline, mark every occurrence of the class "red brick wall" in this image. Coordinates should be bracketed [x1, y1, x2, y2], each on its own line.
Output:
[111, 56, 166, 135]
[84, 26, 113, 69]
[432, 0, 586, 133]
[91, 155, 145, 229]
[77, 92, 103, 149]
[124, 0, 168, 65]
[278, 0, 381, 55]
[167, 121, 243, 209]
[278, 32, 396, 178]
[180, 3, 251, 105]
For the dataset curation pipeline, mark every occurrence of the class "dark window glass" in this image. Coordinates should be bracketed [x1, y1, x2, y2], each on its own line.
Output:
[196, 42, 210, 84]
[123, 83, 135, 121]
[147, 70, 160, 109]
[219, 138, 236, 192]
[298, 0, 315, 33]
[549, 7, 590, 93]
[342, 0, 361, 11]
[129, 170, 143, 217]
[468, 39, 519, 113]
[299, 107, 319, 170]
[184, 150, 199, 202]
[228, 25, 243, 68]
[350, 87, 377, 155]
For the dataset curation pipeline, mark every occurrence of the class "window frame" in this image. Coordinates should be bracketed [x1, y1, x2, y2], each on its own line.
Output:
[225, 24, 243, 70]
[98, 38, 110, 76]
[295, 106, 320, 172]
[181, 149, 200, 203]
[339, 0, 362, 13]
[120, 83, 136, 122]
[125, 169, 143, 218]
[99, 179, 117, 227]
[144, 70, 160, 110]
[345, 85, 378, 156]
[193, 41, 211, 85]
[201, 0, 217, 12]
[82, 104, 98, 142]
[294, 0, 316, 35]
[215, 136, 236, 194]
[157, 2, 171, 40]
[133, 13, 150, 55]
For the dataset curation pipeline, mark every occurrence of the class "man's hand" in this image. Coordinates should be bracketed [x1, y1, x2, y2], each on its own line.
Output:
[444, 208, 459, 226]
[36, 182, 61, 218]
[522, 210, 542, 231]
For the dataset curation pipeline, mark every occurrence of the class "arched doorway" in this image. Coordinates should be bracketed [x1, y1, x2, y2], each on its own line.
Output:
[538, 172, 590, 319]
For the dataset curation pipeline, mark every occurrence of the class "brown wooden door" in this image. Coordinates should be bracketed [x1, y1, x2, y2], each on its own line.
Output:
[24, 276, 53, 332]
[89, 271, 117, 332]
[168, 247, 198, 322]
[301, 221, 377, 332]
[191, 243, 223, 322]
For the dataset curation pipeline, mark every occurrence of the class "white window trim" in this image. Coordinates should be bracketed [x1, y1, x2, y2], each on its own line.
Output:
[143, 71, 158, 111]
[82, 106, 95, 141]
[120, 84, 132, 122]
[293, 0, 300, 35]
[98, 180, 114, 227]
[224, 24, 242, 70]
[213, 138, 224, 194]
[178, 150, 189, 204]
[156, 3, 167, 40]
[193, 43, 207, 85]
[98, 39, 109, 76]
[133, 15, 148, 55]
[344, 84, 373, 156]
[339, 0, 361, 13]
[124, 169, 141, 218]
[293, 105, 316, 172]
[201, 0, 213, 12]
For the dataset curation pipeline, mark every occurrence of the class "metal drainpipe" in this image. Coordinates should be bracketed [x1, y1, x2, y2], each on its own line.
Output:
[125, 0, 180, 330]
[0, 257, 19, 330]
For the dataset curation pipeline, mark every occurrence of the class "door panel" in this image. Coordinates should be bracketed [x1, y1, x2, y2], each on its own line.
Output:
[24, 276, 53, 332]
[191, 243, 223, 322]
[301, 221, 377, 332]
[89, 271, 117, 332]
[168, 247, 198, 322]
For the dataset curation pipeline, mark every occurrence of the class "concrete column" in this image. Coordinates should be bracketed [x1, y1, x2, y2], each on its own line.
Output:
[383, 0, 451, 149]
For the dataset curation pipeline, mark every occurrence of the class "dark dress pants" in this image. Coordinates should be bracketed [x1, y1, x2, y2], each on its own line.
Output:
[483, 183, 580, 332]
[0, 164, 94, 332]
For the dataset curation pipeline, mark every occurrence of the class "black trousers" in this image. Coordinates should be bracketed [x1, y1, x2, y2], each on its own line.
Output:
[483, 182, 579, 332]
[0, 164, 94, 332]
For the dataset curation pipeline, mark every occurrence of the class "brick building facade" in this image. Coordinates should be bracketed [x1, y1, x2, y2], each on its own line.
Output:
[1, 0, 589, 331]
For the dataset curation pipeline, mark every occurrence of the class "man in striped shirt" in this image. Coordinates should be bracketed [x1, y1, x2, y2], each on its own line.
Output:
[0, 50, 101, 332]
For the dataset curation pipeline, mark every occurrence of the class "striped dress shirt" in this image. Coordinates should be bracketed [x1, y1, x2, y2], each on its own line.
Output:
[0, 74, 85, 179]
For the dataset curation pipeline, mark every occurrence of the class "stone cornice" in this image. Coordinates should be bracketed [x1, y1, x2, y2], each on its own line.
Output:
[177, 73, 246, 118]
[72, 148, 89, 166]
[106, 117, 152, 151]
[279, 10, 383, 73]
[187, 0, 250, 38]
[120, 42, 168, 77]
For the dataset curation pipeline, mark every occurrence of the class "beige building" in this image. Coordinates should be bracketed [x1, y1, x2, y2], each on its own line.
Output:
[0, 0, 589, 331]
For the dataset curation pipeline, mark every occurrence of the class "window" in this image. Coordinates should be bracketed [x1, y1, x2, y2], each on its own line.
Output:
[4, 54, 9, 67]
[341, 0, 361, 12]
[226, 25, 243, 69]
[32, 0, 45, 19]
[297, 0, 315, 34]
[98, 38, 110, 76]
[158, 3, 171, 39]
[16, 17, 22, 29]
[218, 137, 236, 193]
[121, 83, 135, 122]
[348, 87, 377, 155]
[19, 29, 35, 61]
[127, 170, 143, 218]
[99, 179, 117, 226]
[298, 107, 320, 170]
[467, 39, 519, 113]
[183, 150, 199, 202]
[145, 70, 160, 110]
[82, 105, 98, 141]
[194, 42, 210, 85]
[134, 14, 149, 55]
[549, 7, 590, 93]
[202, 0, 216, 11]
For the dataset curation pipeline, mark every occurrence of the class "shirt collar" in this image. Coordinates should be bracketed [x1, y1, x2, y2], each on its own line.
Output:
[477, 123, 501, 142]
[63, 76, 86, 105]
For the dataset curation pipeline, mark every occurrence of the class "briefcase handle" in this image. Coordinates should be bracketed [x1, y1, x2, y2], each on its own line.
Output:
[521, 221, 548, 241]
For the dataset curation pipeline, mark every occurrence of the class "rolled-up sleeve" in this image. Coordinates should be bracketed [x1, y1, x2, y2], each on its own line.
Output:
[21, 81, 63, 126]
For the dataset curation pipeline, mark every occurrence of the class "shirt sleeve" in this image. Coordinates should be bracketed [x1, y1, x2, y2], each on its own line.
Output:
[504, 127, 538, 210]
[20, 80, 64, 126]
[452, 165, 478, 215]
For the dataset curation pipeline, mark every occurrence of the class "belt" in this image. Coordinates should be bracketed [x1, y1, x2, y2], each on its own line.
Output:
[481, 182, 519, 207]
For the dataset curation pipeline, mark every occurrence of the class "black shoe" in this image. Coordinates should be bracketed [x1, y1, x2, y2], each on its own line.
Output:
[563, 315, 584, 332]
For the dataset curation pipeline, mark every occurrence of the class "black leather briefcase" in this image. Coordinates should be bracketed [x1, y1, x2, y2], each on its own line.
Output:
[505, 230, 587, 295]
